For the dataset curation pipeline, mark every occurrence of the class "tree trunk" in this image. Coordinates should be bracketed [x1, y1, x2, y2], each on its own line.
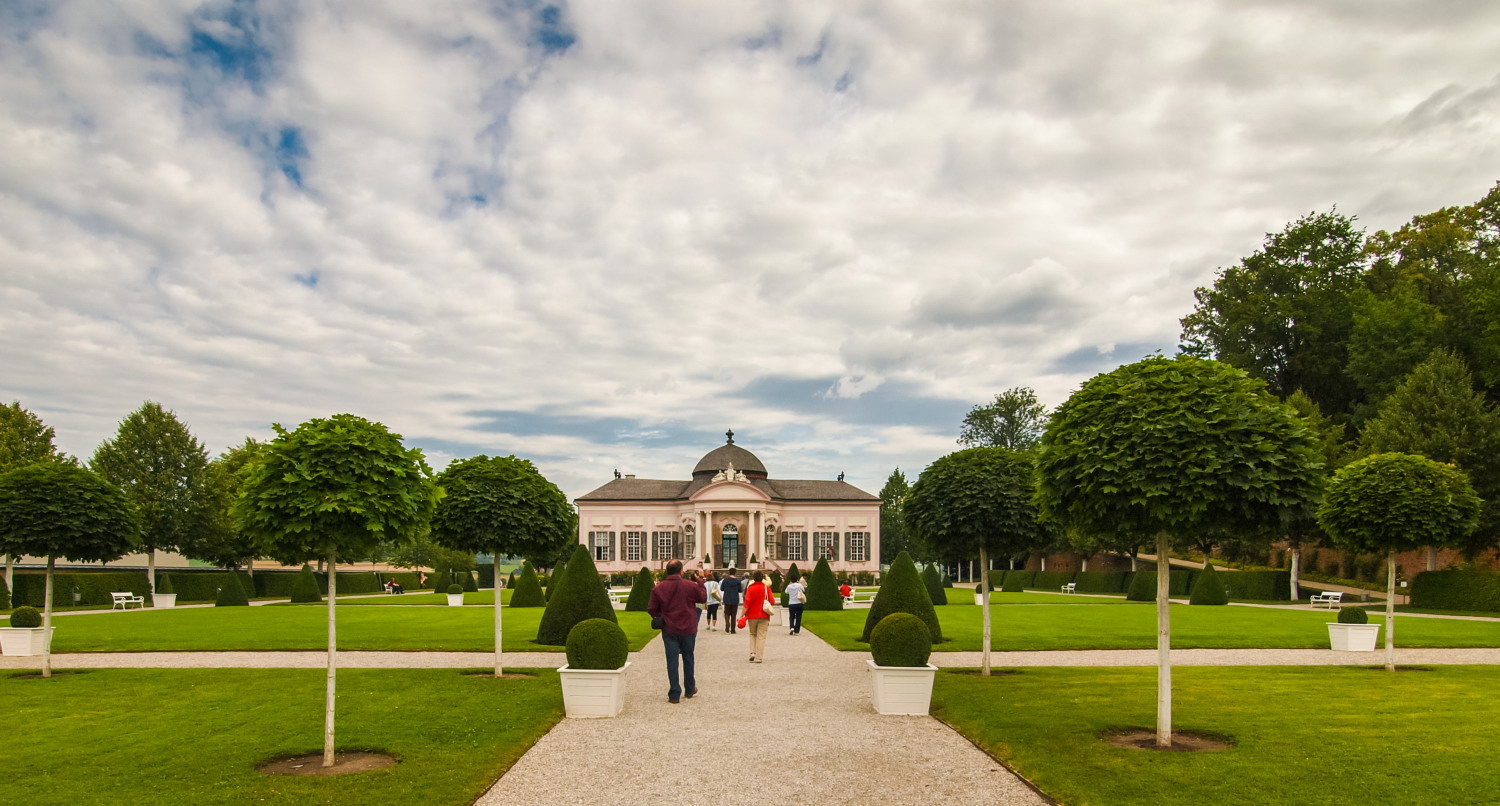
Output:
[1426, 546, 1437, 572]
[43, 557, 55, 679]
[1081, 555, 1089, 572]
[1040, 555, 1047, 572]
[5, 554, 13, 593]
[1155, 531, 1172, 747]
[1289, 546, 1301, 601]
[1130, 552, 1137, 572]
[1385, 551, 1397, 673]
[148, 549, 156, 596]
[495, 545, 505, 678]
[980, 547, 992, 677]
[324, 551, 338, 767]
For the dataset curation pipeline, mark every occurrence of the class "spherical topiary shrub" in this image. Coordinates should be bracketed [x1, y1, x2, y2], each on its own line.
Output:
[861, 551, 942, 644]
[290, 563, 322, 604]
[10, 605, 42, 628]
[216, 573, 249, 607]
[921, 564, 948, 605]
[565, 617, 629, 670]
[509, 561, 546, 607]
[1337, 605, 1369, 624]
[870, 612, 932, 668]
[1126, 569, 1156, 601]
[1189, 561, 1229, 606]
[447, 584, 464, 595]
[625, 567, 654, 612]
[536, 545, 617, 645]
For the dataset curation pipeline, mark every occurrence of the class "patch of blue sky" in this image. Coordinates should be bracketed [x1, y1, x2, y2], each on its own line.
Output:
[292, 269, 319, 288]
[834, 71, 854, 92]
[532, 3, 575, 55]
[406, 436, 569, 467]
[0, 0, 52, 42]
[465, 409, 719, 448]
[743, 26, 782, 51]
[186, 0, 278, 90]
[734, 375, 970, 432]
[795, 33, 827, 66]
[273, 126, 307, 188]
[1048, 342, 1169, 376]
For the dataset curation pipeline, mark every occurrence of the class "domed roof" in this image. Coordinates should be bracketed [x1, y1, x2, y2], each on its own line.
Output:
[692, 431, 767, 476]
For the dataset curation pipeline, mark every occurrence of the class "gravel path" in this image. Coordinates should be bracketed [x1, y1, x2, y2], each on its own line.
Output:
[474, 621, 1048, 806]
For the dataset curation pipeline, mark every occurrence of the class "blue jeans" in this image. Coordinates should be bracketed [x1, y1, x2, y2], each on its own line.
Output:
[662, 630, 697, 700]
[788, 603, 805, 633]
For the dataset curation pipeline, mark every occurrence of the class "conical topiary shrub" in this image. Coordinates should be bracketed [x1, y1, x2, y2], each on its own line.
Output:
[157, 573, 175, 596]
[804, 557, 843, 611]
[921, 564, 948, 605]
[536, 545, 617, 645]
[770, 570, 784, 593]
[509, 561, 546, 607]
[463, 570, 479, 592]
[545, 561, 566, 602]
[625, 567, 654, 612]
[290, 563, 322, 603]
[507, 571, 517, 590]
[1189, 561, 1228, 605]
[216, 572, 249, 607]
[861, 551, 942, 643]
[1126, 568, 1155, 601]
[787, 562, 801, 584]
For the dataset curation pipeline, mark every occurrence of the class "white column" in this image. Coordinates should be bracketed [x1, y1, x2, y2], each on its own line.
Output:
[705, 510, 714, 564]
[750, 510, 759, 561]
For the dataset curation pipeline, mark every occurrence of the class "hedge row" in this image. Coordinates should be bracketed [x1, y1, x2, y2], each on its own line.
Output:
[1411, 569, 1500, 612]
[160, 572, 255, 602]
[11, 572, 151, 607]
[1073, 571, 1131, 593]
[1219, 570, 1290, 601]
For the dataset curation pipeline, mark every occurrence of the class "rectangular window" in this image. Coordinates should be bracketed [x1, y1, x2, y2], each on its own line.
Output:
[847, 531, 869, 563]
[652, 531, 679, 560]
[785, 531, 807, 561]
[814, 531, 838, 562]
[590, 531, 614, 562]
[624, 531, 644, 563]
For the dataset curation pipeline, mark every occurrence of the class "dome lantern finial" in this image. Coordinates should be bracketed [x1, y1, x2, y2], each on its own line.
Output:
[726, 428, 734, 444]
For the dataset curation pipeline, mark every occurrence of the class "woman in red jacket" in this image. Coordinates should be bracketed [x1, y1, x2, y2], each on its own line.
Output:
[743, 570, 775, 663]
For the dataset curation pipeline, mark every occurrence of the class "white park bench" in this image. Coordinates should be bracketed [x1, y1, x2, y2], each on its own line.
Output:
[111, 591, 145, 610]
[1061, 582, 1077, 594]
[1311, 591, 1343, 609]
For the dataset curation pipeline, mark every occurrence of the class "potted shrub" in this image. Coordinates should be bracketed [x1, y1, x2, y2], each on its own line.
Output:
[446, 584, 465, 607]
[557, 617, 631, 718]
[0, 606, 53, 656]
[973, 583, 984, 606]
[153, 574, 177, 609]
[1327, 605, 1381, 651]
[867, 612, 938, 715]
[749, 552, 759, 570]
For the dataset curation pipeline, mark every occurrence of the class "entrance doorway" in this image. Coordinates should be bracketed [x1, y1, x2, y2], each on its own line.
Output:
[721, 525, 739, 568]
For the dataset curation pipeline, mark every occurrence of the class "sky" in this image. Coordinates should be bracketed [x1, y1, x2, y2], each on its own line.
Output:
[3, 0, 1500, 500]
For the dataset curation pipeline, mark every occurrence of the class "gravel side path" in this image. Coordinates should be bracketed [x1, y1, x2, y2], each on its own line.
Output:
[0, 651, 563, 669]
[931, 647, 1500, 667]
[475, 621, 1047, 806]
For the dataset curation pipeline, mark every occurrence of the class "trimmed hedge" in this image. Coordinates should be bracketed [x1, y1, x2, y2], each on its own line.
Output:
[1218, 570, 1291, 601]
[861, 551, 941, 644]
[290, 564, 321, 603]
[1000, 569, 1028, 592]
[870, 612, 933, 668]
[786, 563, 801, 583]
[770, 570, 784, 594]
[1338, 606, 1369, 624]
[158, 572, 252, 603]
[1189, 563, 1228, 605]
[0, 575, 10, 610]
[478, 563, 495, 589]
[510, 561, 546, 607]
[10, 605, 41, 628]
[805, 557, 843, 611]
[463, 571, 479, 592]
[11, 571, 151, 608]
[1411, 569, 1500, 613]
[565, 618, 629, 670]
[381, 572, 422, 593]
[1126, 571, 1154, 601]
[216, 572, 250, 607]
[1170, 569, 1197, 597]
[536, 545, 617, 645]
[625, 567, 654, 612]
[922, 565, 948, 605]
[1072, 571, 1131, 593]
[1030, 571, 1076, 591]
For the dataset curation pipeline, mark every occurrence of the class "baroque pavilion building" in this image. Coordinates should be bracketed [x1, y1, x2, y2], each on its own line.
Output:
[575, 431, 882, 578]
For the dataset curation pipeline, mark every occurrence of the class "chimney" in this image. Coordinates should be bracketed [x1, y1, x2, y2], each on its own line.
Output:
[624, 474, 636, 479]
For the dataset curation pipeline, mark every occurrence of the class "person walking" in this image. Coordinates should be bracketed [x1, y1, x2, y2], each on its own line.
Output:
[742, 570, 775, 663]
[646, 560, 707, 703]
[704, 572, 721, 631]
[783, 574, 806, 635]
[719, 569, 743, 634]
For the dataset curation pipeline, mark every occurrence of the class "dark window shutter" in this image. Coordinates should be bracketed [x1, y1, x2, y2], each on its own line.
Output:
[831, 533, 839, 562]
[609, 532, 616, 562]
[651, 533, 659, 561]
[845, 533, 853, 562]
[673, 535, 682, 560]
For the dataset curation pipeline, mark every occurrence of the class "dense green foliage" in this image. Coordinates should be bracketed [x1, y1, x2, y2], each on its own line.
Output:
[510, 561, 546, 607]
[624, 567, 653, 611]
[1218, 570, 1292, 601]
[290, 564, 321, 603]
[1189, 562, 1228, 605]
[921, 564, 948, 604]
[447, 584, 464, 595]
[1318, 453, 1481, 556]
[430, 454, 574, 576]
[188, 437, 264, 571]
[870, 612, 933, 668]
[958, 387, 1048, 451]
[805, 557, 843, 610]
[1411, 569, 1500, 613]
[1001, 570, 1034, 591]
[0, 575, 9, 610]
[786, 562, 801, 583]
[906, 447, 1052, 577]
[564, 617, 629, 670]
[9, 571, 150, 607]
[1126, 570, 1155, 601]
[0, 402, 73, 471]
[879, 468, 915, 563]
[1072, 571, 1130, 593]
[159, 572, 252, 603]
[0, 463, 141, 565]
[1032, 570, 1074, 590]
[535, 545, 617, 645]
[10, 605, 41, 628]
[215, 571, 250, 607]
[156, 573, 174, 596]
[861, 551, 942, 643]
[1337, 606, 1368, 624]
[463, 571, 478, 592]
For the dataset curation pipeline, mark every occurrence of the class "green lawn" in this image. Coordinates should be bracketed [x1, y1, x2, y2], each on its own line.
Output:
[934, 665, 1500, 806]
[18, 606, 658, 652]
[334, 589, 515, 606]
[805, 602, 1500, 650]
[957, 591, 1135, 605]
[4, 668, 560, 805]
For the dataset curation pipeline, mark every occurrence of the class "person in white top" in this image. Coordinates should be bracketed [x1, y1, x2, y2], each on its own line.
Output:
[702, 573, 722, 631]
[784, 576, 807, 635]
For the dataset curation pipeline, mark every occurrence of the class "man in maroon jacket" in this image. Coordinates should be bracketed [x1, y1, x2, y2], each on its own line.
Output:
[647, 559, 708, 703]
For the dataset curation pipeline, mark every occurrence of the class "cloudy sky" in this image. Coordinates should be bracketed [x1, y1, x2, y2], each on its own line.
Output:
[3, 0, 1499, 499]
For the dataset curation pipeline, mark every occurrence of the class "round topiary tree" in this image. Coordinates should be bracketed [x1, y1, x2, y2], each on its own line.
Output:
[565, 617, 629, 670]
[291, 563, 322, 603]
[536, 544, 618, 645]
[216, 572, 249, 607]
[1126, 569, 1155, 601]
[870, 612, 933, 668]
[1188, 561, 1228, 606]
[861, 551, 942, 644]
[1337, 606, 1368, 624]
[0, 462, 141, 678]
[1035, 354, 1323, 747]
[10, 605, 42, 628]
[624, 567, 654, 612]
[1318, 452, 1480, 671]
[921, 564, 948, 605]
[510, 561, 545, 607]
[447, 583, 464, 596]
[804, 556, 843, 611]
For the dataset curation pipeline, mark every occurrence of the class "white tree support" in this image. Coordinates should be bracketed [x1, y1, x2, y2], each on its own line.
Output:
[1156, 531, 1172, 748]
[324, 552, 337, 767]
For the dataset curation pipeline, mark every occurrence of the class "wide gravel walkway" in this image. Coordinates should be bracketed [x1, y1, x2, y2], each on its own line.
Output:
[474, 620, 1048, 806]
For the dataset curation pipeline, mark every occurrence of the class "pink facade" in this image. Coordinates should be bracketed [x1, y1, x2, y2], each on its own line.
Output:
[575, 436, 881, 577]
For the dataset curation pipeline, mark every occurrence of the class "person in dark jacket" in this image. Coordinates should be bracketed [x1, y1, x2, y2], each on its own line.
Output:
[646, 560, 708, 703]
[718, 569, 743, 634]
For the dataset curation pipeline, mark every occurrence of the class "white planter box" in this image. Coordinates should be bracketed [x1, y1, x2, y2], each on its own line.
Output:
[153, 593, 177, 609]
[558, 662, 631, 718]
[867, 659, 938, 715]
[974, 592, 984, 606]
[446, 593, 464, 607]
[773, 608, 787, 626]
[0, 627, 54, 657]
[1328, 622, 1381, 651]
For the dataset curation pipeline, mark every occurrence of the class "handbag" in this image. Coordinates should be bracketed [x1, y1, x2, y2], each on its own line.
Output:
[797, 587, 807, 604]
[762, 585, 775, 617]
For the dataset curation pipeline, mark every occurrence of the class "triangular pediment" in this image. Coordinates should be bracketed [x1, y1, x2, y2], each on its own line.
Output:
[689, 480, 771, 503]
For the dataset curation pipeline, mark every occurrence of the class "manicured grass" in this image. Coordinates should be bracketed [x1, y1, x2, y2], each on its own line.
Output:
[805, 602, 1500, 651]
[934, 665, 1500, 806]
[334, 589, 515, 606]
[4, 668, 560, 805]
[969, 591, 1135, 605]
[24, 606, 659, 652]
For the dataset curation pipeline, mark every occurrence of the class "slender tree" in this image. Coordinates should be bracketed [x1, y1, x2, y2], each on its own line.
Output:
[233, 414, 437, 767]
[0, 463, 140, 677]
[1318, 453, 1480, 671]
[91, 402, 217, 597]
[1035, 355, 1323, 746]
[430, 454, 574, 676]
[0, 403, 75, 591]
[957, 387, 1048, 451]
[181, 438, 264, 576]
[878, 468, 914, 563]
